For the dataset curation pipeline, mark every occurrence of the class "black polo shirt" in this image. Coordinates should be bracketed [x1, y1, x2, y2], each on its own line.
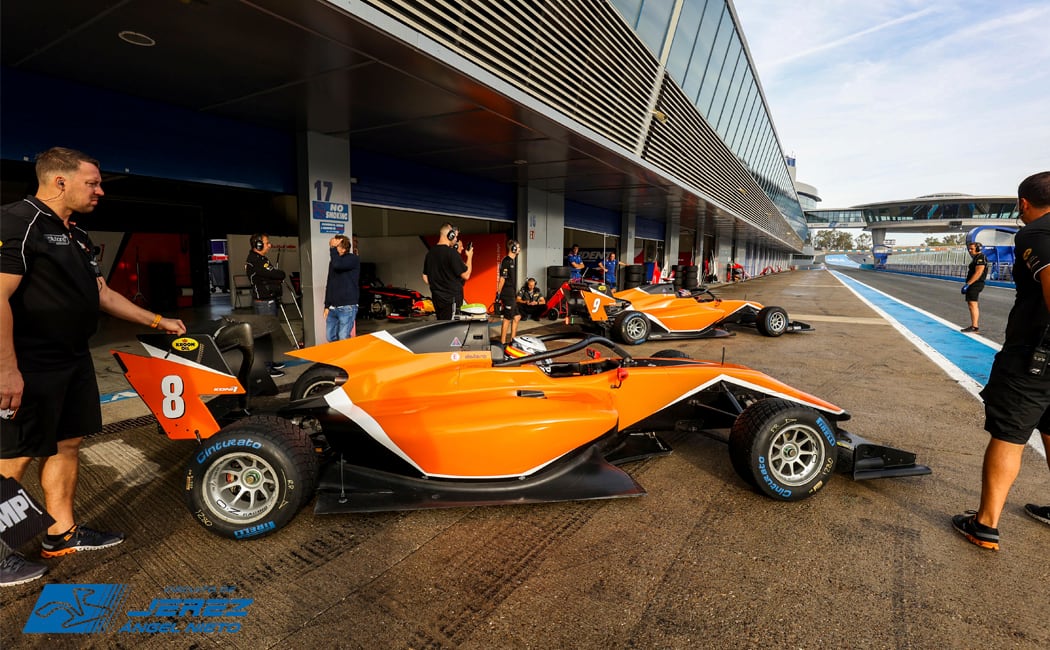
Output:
[1004, 211, 1050, 352]
[422, 245, 467, 303]
[499, 255, 517, 299]
[967, 251, 988, 283]
[0, 197, 101, 369]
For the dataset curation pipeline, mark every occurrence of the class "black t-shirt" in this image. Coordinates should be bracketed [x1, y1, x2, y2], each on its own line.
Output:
[967, 252, 989, 283]
[422, 244, 467, 303]
[499, 255, 517, 298]
[0, 197, 102, 369]
[1004, 211, 1050, 351]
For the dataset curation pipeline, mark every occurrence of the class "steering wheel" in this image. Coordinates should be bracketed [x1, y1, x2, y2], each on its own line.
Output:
[492, 332, 634, 368]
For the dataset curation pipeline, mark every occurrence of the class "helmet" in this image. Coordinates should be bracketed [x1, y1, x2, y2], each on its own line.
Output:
[504, 335, 551, 372]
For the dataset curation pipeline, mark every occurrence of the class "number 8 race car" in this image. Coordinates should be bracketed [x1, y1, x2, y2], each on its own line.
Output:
[562, 282, 812, 345]
[112, 316, 929, 541]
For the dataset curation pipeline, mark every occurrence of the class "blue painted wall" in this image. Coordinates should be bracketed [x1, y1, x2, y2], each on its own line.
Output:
[350, 149, 515, 221]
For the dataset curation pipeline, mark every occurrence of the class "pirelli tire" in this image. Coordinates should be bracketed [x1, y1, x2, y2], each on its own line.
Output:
[755, 306, 789, 337]
[614, 311, 651, 345]
[184, 416, 318, 540]
[290, 363, 346, 401]
[728, 399, 837, 502]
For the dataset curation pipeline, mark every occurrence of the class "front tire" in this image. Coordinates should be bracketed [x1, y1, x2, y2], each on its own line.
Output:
[756, 306, 789, 337]
[184, 416, 318, 540]
[728, 399, 836, 501]
[290, 363, 346, 401]
[615, 312, 650, 345]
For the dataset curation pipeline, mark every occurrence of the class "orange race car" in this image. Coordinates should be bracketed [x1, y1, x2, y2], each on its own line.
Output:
[562, 282, 812, 345]
[112, 317, 927, 540]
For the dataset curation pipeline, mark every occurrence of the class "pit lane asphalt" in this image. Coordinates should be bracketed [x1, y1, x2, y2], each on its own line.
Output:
[2, 269, 1047, 649]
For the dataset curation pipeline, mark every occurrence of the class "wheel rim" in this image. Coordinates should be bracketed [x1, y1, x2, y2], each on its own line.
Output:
[766, 424, 825, 486]
[767, 311, 787, 332]
[624, 316, 647, 340]
[202, 452, 280, 524]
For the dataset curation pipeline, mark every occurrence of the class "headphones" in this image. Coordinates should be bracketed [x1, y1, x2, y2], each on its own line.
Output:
[251, 234, 266, 251]
[446, 225, 459, 241]
[970, 242, 982, 252]
[509, 240, 519, 254]
[58, 179, 65, 189]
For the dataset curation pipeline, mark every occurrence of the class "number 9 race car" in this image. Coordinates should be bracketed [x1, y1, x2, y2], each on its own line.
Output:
[563, 282, 813, 345]
[112, 316, 928, 541]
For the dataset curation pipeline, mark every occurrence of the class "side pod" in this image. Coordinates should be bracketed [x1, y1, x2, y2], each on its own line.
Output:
[835, 429, 932, 480]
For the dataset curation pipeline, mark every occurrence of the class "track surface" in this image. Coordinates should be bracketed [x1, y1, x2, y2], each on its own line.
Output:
[3, 269, 1047, 649]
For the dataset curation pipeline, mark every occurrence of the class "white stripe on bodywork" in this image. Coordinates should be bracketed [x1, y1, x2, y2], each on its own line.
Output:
[648, 371, 846, 419]
[321, 381, 581, 479]
[323, 386, 426, 474]
[370, 329, 412, 352]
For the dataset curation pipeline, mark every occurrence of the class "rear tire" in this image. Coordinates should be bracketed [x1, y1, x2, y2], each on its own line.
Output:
[290, 363, 346, 401]
[756, 306, 789, 337]
[728, 399, 836, 501]
[614, 312, 650, 345]
[184, 416, 318, 539]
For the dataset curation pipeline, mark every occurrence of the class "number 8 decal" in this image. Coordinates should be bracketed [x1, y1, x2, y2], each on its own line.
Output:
[161, 375, 186, 419]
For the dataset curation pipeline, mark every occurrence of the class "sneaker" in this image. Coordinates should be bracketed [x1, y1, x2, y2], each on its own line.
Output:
[951, 511, 999, 551]
[960, 326, 979, 333]
[270, 362, 286, 370]
[1024, 504, 1050, 526]
[0, 552, 48, 587]
[40, 524, 125, 558]
[268, 368, 286, 378]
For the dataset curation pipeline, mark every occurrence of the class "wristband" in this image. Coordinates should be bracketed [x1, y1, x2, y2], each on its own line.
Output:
[150, 313, 162, 328]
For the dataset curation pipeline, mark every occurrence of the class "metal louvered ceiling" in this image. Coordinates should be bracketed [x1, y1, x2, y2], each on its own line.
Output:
[0, 0, 801, 251]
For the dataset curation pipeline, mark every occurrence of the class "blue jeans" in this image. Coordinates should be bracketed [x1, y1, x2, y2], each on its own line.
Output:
[326, 305, 358, 341]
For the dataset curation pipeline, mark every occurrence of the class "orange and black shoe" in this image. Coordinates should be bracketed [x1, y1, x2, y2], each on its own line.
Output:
[40, 524, 125, 558]
[951, 511, 999, 551]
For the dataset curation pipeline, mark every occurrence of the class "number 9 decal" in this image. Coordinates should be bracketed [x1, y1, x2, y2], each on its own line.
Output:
[591, 297, 601, 313]
[161, 374, 186, 419]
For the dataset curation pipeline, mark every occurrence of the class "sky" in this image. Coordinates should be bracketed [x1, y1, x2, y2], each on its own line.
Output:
[732, 0, 1050, 210]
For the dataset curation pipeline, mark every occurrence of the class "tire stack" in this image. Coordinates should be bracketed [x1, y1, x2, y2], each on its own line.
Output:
[623, 264, 645, 289]
[546, 265, 572, 299]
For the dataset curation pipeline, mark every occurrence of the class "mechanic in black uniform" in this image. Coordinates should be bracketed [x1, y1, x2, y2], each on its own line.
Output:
[959, 241, 988, 332]
[0, 147, 186, 587]
[953, 171, 1050, 551]
[496, 240, 521, 344]
[245, 233, 288, 376]
[422, 223, 473, 320]
[516, 277, 546, 321]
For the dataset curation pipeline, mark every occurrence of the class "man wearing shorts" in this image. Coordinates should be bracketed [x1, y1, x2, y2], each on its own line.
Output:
[496, 240, 521, 345]
[953, 171, 1050, 551]
[1, 147, 187, 586]
[959, 241, 988, 332]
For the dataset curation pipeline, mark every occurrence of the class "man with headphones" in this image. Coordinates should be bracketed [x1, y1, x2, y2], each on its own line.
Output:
[422, 223, 473, 320]
[496, 239, 522, 344]
[245, 233, 287, 376]
[1, 147, 186, 586]
[960, 240, 988, 332]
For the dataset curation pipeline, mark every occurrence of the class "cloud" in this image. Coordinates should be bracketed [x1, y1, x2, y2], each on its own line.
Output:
[734, 1, 1050, 207]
